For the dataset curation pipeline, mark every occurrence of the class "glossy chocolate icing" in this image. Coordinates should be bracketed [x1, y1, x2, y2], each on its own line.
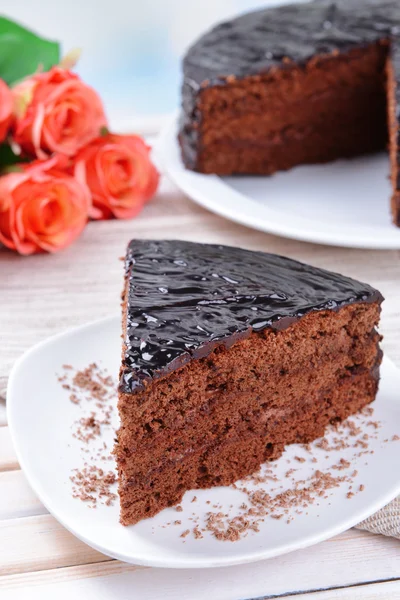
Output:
[180, 0, 400, 170]
[120, 240, 382, 393]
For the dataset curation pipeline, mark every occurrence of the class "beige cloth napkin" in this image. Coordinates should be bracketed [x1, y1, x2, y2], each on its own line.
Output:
[356, 498, 400, 539]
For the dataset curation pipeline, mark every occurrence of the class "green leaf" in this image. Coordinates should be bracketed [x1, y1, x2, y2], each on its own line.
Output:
[0, 142, 28, 171]
[0, 17, 60, 85]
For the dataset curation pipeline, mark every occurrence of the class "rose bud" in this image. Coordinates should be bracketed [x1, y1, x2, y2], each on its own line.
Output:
[0, 156, 90, 255]
[0, 78, 13, 142]
[74, 133, 159, 220]
[12, 66, 107, 158]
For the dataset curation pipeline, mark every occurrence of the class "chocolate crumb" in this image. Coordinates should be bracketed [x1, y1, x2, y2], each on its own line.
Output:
[285, 468, 297, 478]
[332, 458, 351, 471]
[180, 529, 190, 538]
[294, 456, 306, 463]
[193, 526, 203, 539]
[70, 393, 80, 405]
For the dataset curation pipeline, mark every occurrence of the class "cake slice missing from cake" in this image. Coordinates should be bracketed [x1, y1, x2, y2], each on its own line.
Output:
[115, 240, 383, 526]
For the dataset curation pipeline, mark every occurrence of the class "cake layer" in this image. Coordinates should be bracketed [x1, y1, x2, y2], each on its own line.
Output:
[118, 302, 380, 431]
[118, 361, 379, 483]
[195, 122, 384, 176]
[117, 329, 380, 479]
[118, 368, 378, 525]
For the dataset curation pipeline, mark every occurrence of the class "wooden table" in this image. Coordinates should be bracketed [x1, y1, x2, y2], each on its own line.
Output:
[1, 177, 400, 599]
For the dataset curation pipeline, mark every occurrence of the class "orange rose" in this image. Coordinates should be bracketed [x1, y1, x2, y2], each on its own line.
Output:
[13, 67, 107, 158]
[0, 78, 13, 142]
[0, 156, 90, 255]
[74, 133, 159, 220]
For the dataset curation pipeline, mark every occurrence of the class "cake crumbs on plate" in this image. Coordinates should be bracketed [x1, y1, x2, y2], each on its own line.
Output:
[193, 526, 203, 539]
[58, 363, 118, 509]
[70, 465, 117, 508]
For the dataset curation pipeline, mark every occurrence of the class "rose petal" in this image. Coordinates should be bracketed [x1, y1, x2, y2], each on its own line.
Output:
[12, 67, 107, 158]
[0, 158, 90, 254]
[73, 133, 159, 220]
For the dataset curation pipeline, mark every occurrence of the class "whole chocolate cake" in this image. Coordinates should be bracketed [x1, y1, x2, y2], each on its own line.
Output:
[115, 240, 383, 525]
[179, 0, 400, 227]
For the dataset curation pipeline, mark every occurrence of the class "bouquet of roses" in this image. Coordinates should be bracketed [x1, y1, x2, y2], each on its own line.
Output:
[0, 18, 159, 255]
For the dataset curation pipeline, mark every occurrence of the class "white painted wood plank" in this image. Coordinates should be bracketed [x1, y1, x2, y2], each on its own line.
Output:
[285, 581, 400, 599]
[0, 470, 47, 520]
[0, 428, 19, 472]
[0, 530, 399, 600]
[0, 400, 7, 427]
[0, 514, 107, 576]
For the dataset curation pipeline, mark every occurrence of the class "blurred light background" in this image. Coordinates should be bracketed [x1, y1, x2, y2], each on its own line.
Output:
[1, 0, 299, 131]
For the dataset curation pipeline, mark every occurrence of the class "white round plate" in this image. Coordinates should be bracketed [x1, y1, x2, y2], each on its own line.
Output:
[155, 115, 400, 249]
[7, 316, 400, 569]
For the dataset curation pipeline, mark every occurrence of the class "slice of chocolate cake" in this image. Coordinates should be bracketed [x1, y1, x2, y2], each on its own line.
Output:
[116, 240, 383, 526]
[179, 0, 400, 226]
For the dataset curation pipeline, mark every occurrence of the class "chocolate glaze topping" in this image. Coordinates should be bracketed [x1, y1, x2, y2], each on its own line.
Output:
[183, 0, 400, 84]
[180, 0, 400, 170]
[120, 240, 382, 393]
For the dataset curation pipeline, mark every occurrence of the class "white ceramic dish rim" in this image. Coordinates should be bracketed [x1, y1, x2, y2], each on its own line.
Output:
[155, 115, 400, 250]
